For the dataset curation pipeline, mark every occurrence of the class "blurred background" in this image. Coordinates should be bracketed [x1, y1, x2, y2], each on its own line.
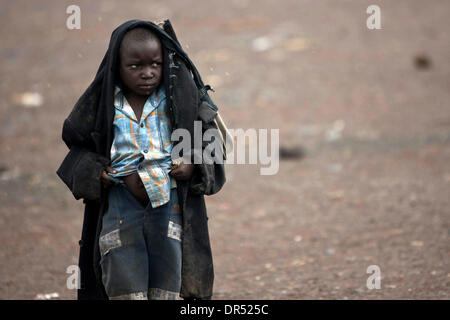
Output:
[0, 0, 449, 299]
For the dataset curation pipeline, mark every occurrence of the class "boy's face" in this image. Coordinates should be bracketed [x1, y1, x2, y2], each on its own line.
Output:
[119, 36, 163, 97]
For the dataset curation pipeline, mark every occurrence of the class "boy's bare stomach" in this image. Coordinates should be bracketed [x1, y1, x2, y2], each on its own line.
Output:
[122, 172, 150, 208]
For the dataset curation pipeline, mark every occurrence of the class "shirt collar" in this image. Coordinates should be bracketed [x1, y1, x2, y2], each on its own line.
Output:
[113, 85, 166, 122]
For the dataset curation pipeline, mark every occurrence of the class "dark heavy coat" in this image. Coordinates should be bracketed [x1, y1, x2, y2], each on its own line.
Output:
[56, 20, 225, 300]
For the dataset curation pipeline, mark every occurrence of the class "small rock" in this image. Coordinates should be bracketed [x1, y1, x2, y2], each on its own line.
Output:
[283, 37, 311, 52]
[35, 292, 59, 300]
[291, 259, 306, 266]
[325, 119, 346, 142]
[11, 92, 43, 108]
[252, 36, 271, 52]
[279, 145, 305, 160]
[355, 288, 365, 294]
[386, 284, 397, 289]
[0, 167, 21, 181]
[414, 54, 431, 70]
[409, 193, 418, 206]
[410, 240, 423, 247]
[327, 190, 344, 201]
[252, 208, 266, 218]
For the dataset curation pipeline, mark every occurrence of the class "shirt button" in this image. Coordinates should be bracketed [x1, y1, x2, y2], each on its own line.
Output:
[140, 123, 144, 128]
[143, 149, 148, 153]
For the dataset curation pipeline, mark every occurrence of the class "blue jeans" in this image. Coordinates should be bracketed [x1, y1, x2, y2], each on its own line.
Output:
[99, 183, 182, 300]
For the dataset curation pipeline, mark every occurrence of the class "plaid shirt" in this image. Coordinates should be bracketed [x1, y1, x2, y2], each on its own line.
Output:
[109, 85, 176, 208]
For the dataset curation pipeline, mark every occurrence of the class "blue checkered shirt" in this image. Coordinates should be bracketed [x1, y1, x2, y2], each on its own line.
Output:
[109, 85, 176, 208]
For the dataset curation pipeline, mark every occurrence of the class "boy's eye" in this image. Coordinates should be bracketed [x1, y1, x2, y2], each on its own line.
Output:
[130, 64, 138, 69]
[152, 62, 161, 67]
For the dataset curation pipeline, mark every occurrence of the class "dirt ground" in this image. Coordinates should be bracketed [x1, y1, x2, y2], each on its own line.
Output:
[0, 0, 449, 299]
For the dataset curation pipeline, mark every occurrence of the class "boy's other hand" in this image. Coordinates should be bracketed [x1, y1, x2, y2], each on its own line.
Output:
[101, 166, 117, 187]
[169, 162, 194, 181]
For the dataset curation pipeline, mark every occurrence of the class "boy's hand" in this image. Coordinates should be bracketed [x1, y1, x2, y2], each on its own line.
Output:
[169, 161, 194, 181]
[101, 166, 117, 187]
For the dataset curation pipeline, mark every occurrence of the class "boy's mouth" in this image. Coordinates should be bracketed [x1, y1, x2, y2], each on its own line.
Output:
[138, 84, 156, 89]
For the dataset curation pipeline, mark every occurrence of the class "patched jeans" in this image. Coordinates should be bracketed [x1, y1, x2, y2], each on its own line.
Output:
[99, 183, 182, 300]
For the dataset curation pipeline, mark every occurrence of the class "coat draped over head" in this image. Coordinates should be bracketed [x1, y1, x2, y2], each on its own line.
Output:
[56, 19, 226, 300]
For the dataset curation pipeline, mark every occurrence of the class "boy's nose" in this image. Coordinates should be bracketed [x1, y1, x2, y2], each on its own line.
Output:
[141, 67, 154, 78]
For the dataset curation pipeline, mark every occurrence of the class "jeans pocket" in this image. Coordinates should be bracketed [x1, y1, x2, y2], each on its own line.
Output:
[99, 228, 122, 257]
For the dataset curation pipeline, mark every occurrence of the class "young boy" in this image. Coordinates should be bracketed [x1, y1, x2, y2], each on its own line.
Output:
[57, 20, 226, 300]
[98, 27, 193, 300]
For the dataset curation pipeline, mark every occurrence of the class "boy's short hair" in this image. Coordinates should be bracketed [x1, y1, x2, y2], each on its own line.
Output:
[120, 27, 160, 53]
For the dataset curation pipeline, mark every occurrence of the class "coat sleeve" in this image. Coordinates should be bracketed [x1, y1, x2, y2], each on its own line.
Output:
[56, 118, 110, 201]
[189, 100, 226, 196]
